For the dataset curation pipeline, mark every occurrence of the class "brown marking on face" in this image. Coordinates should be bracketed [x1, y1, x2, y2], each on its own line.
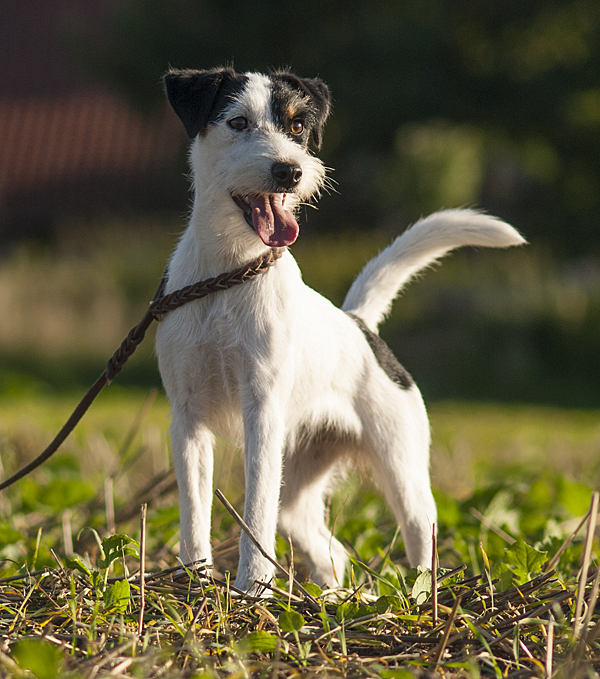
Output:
[286, 103, 299, 120]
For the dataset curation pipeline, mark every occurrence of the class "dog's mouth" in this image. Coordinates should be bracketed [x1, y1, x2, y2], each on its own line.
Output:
[232, 193, 299, 248]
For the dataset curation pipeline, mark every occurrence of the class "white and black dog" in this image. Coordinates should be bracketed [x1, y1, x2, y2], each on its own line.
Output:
[156, 67, 525, 592]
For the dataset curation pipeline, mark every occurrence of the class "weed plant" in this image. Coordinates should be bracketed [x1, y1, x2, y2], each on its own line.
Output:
[0, 391, 599, 676]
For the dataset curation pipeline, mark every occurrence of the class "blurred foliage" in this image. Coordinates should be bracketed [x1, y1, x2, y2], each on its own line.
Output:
[65, 0, 600, 257]
[3, 218, 600, 404]
[27, 0, 600, 404]
[0, 218, 175, 394]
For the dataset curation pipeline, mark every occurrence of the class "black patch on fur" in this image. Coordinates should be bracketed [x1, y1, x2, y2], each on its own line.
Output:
[164, 67, 248, 138]
[347, 313, 414, 390]
[269, 71, 331, 149]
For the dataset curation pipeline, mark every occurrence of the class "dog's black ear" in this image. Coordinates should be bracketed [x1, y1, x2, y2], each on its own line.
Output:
[298, 77, 331, 150]
[271, 71, 331, 149]
[164, 67, 238, 138]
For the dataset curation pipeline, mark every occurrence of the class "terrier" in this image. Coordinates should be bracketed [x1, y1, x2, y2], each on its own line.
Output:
[156, 67, 525, 592]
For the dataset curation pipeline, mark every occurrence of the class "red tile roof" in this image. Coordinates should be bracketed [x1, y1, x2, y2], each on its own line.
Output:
[0, 94, 181, 193]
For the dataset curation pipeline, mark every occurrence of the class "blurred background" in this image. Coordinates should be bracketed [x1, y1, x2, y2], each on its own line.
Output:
[2, 0, 600, 579]
[2, 0, 600, 406]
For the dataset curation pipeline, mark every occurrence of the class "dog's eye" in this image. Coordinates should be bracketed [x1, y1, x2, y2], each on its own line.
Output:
[229, 116, 248, 131]
[290, 119, 304, 135]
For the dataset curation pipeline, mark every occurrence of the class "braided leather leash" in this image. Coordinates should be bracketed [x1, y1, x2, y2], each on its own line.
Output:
[0, 247, 284, 491]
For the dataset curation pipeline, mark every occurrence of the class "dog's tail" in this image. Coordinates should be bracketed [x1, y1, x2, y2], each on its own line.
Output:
[342, 208, 526, 332]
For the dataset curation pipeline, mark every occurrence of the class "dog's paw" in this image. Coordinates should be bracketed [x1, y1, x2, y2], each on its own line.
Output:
[234, 553, 277, 593]
[230, 579, 273, 599]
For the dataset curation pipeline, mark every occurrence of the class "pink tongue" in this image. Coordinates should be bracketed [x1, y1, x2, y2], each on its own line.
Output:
[249, 195, 299, 247]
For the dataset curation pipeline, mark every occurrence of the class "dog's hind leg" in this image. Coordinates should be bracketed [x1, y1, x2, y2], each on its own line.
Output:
[278, 434, 348, 587]
[362, 385, 437, 568]
[170, 410, 215, 569]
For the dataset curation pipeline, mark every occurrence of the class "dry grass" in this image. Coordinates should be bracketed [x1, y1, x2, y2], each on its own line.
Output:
[0, 394, 599, 676]
[0, 514, 598, 678]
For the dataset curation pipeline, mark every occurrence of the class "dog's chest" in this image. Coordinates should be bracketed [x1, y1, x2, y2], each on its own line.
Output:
[186, 281, 280, 350]
[157, 299, 255, 434]
[157, 252, 301, 420]
[201, 300, 247, 349]
[159, 272, 290, 367]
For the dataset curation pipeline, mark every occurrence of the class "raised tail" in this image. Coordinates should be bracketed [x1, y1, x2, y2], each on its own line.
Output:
[342, 208, 526, 332]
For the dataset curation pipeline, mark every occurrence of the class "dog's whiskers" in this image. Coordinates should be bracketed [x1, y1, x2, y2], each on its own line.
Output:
[297, 200, 320, 212]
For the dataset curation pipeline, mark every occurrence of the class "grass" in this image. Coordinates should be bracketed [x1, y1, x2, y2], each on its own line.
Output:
[1, 218, 600, 674]
[0, 392, 599, 676]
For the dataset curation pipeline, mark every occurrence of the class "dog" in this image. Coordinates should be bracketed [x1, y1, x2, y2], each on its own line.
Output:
[156, 67, 525, 592]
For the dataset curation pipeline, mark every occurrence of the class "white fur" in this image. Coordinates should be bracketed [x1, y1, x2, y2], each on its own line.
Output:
[156, 73, 525, 593]
[343, 209, 526, 331]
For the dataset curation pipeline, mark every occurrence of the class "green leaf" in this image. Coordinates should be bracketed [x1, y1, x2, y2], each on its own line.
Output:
[236, 630, 278, 654]
[12, 639, 63, 679]
[98, 534, 139, 569]
[90, 570, 104, 592]
[279, 609, 305, 633]
[503, 541, 547, 584]
[102, 533, 139, 554]
[336, 600, 360, 622]
[411, 568, 432, 605]
[375, 595, 405, 614]
[491, 560, 515, 592]
[65, 555, 92, 577]
[378, 570, 407, 597]
[437, 566, 462, 586]
[405, 565, 427, 589]
[301, 582, 322, 598]
[358, 604, 377, 616]
[103, 578, 130, 613]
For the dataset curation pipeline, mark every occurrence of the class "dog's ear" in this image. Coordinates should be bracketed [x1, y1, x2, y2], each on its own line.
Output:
[271, 71, 331, 149]
[298, 77, 331, 150]
[164, 67, 238, 139]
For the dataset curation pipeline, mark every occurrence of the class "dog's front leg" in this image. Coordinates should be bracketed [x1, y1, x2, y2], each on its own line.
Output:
[234, 397, 286, 593]
[170, 409, 215, 569]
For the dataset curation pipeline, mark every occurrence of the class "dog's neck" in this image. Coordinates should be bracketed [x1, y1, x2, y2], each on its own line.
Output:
[192, 200, 271, 264]
[166, 199, 277, 292]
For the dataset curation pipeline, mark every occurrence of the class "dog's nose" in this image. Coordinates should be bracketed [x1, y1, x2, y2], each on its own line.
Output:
[271, 162, 303, 189]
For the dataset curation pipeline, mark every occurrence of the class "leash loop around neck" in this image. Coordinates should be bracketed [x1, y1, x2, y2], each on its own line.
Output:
[106, 247, 283, 382]
[0, 247, 283, 492]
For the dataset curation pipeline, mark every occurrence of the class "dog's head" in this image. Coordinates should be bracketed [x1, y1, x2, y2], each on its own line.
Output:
[164, 67, 331, 248]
